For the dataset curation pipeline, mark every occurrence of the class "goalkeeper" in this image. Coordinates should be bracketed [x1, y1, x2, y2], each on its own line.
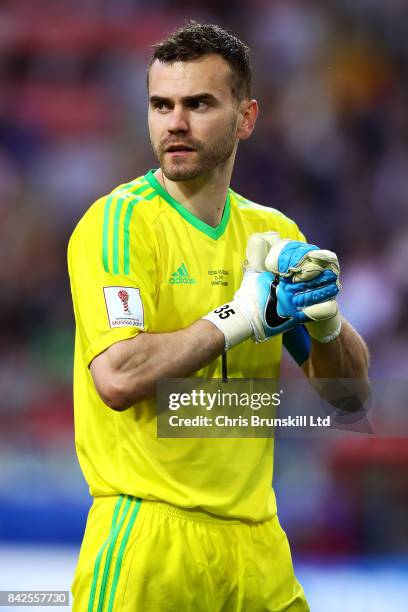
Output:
[68, 22, 369, 612]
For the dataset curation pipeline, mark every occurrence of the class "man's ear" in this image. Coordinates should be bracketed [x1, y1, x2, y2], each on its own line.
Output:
[237, 99, 259, 141]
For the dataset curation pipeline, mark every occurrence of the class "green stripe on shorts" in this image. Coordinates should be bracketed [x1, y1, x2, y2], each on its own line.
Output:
[95, 497, 133, 612]
[107, 498, 142, 611]
[88, 495, 124, 612]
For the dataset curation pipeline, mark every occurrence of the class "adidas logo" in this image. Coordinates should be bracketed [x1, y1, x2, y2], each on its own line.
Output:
[169, 263, 197, 285]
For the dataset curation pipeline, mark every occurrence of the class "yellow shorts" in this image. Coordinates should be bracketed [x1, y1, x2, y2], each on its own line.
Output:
[72, 495, 309, 612]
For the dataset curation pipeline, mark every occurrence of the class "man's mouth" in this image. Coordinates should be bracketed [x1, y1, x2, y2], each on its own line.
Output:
[165, 144, 195, 153]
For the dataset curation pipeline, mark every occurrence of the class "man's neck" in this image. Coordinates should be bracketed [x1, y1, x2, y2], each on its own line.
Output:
[154, 162, 234, 228]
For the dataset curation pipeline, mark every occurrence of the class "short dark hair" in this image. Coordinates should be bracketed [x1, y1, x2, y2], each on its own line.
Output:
[147, 21, 252, 101]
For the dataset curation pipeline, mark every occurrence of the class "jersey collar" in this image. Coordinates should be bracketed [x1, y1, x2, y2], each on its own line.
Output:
[145, 169, 230, 241]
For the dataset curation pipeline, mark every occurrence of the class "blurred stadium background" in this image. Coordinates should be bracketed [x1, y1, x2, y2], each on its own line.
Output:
[1, 0, 407, 609]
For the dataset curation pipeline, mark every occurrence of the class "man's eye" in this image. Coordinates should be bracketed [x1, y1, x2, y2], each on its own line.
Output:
[189, 100, 208, 110]
[153, 102, 170, 111]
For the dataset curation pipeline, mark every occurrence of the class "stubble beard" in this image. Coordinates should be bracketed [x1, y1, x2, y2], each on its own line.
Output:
[151, 118, 238, 182]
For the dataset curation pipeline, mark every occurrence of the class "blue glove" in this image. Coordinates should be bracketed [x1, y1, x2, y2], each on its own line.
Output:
[247, 235, 342, 342]
[274, 269, 340, 320]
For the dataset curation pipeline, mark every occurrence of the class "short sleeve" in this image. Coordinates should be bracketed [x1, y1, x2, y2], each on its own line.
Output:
[68, 193, 157, 366]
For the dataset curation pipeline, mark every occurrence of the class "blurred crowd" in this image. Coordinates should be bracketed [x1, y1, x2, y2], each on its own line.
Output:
[0, 0, 407, 550]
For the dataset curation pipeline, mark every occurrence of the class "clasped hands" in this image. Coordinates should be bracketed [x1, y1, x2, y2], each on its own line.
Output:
[204, 232, 342, 350]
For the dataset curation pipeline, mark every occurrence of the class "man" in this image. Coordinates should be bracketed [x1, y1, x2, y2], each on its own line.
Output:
[68, 22, 369, 611]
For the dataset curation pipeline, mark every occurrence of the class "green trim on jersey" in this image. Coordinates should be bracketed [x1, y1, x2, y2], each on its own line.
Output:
[102, 194, 114, 273]
[114, 179, 151, 197]
[112, 197, 126, 274]
[122, 199, 137, 275]
[129, 182, 151, 195]
[102, 193, 142, 275]
[145, 169, 230, 240]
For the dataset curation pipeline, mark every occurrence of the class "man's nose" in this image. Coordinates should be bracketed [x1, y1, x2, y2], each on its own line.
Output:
[167, 105, 189, 133]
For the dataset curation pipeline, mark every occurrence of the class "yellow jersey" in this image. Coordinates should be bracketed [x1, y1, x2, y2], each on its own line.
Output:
[68, 169, 305, 522]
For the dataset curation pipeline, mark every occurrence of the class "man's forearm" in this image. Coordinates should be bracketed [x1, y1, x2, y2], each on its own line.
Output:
[305, 317, 369, 379]
[302, 317, 370, 409]
[90, 320, 225, 410]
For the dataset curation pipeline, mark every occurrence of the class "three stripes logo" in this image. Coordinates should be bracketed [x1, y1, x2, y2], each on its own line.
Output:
[169, 263, 197, 285]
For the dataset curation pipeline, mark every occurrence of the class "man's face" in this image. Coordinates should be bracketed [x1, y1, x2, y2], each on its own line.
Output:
[148, 54, 241, 181]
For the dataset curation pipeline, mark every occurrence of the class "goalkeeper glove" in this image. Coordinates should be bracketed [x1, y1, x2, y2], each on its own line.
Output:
[203, 268, 298, 350]
[247, 233, 342, 343]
